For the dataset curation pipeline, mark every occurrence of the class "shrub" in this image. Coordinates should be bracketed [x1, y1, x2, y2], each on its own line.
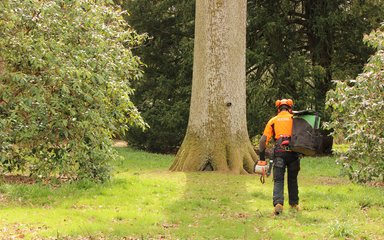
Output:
[0, 0, 146, 182]
[326, 24, 384, 183]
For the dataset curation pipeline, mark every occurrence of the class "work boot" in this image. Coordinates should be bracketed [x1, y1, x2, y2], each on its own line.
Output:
[290, 204, 300, 211]
[274, 204, 283, 215]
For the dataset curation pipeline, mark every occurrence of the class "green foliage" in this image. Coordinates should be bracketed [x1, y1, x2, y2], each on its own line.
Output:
[0, 0, 146, 181]
[246, 0, 383, 135]
[332, 144, 349, 155]
[118, 0, 194, 153]
[115, 0, 383, 150]
[326, 24, 384, 183]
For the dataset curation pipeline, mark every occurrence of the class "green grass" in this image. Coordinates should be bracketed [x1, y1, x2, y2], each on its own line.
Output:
[0, 148, 383, 239]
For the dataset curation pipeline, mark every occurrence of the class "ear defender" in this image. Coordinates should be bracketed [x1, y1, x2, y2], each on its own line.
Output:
[287, 99, 293, 113]
[275, 100, 281, 113]
[275, 99, 294, 113]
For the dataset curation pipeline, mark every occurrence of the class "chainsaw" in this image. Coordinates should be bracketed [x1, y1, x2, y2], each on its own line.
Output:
[254, 159, 273, 184]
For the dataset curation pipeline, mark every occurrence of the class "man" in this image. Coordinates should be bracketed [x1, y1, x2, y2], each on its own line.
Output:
[259, 99, 300, 215]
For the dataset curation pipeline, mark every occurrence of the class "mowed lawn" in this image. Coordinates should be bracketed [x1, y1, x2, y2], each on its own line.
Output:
[0, 147, 383, 239]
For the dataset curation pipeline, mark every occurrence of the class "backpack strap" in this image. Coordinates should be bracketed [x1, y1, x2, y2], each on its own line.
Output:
[314, 113, 320, 129]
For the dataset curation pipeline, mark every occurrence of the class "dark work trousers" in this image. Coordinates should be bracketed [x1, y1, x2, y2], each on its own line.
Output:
[273, 151, 300, 206]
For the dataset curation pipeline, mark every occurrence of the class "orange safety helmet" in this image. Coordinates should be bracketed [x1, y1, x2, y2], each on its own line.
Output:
[275, 99, 293, 112]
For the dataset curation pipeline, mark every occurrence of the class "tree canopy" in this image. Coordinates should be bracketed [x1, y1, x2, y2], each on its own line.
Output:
[119, 0, 194, 153]
[246, 0, 383, 135]
[0, 0, 146, 181]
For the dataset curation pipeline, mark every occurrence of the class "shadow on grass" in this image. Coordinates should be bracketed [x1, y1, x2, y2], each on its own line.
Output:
[0, 176, 129, 207]
[164, 172, 268, 239]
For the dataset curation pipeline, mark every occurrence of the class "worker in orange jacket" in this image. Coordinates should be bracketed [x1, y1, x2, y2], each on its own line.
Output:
[259, 99, 300, 215]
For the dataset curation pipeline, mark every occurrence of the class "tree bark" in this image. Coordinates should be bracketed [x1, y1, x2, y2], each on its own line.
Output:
[170, 0, 257, 174]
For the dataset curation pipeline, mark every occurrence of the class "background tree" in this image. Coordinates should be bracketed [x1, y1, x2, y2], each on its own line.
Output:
[170, 0, 257, 173]
[326, 24, 384, 183]
[0, 0, 146, 181]
[119, 0, 194, 153]
[246, 0, 383, 136]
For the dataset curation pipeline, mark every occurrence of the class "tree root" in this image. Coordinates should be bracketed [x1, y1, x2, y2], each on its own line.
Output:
[170, 133, 258, 174]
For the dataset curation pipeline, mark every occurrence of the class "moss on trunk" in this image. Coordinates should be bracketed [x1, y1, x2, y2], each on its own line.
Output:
[170, 130, 257, 174]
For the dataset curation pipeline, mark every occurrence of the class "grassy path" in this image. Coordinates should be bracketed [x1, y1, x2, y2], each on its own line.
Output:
[0, 148, 383, 239]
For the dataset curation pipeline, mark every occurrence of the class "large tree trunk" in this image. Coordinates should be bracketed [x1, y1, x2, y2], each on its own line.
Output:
[170, 0, 257, 174]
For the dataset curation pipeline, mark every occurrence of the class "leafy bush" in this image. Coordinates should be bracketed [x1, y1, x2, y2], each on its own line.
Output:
[0, 0, 146, 181]
[326, 24, 384, 183]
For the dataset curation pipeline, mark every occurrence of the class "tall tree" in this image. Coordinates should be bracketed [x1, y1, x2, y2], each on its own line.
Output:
[170, 0, 257, 173]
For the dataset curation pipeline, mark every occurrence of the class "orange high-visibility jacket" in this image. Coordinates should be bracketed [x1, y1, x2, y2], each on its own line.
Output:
[263, 111, 293, 145]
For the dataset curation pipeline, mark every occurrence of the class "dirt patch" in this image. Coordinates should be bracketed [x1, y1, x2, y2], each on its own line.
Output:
[315, 177, 383, 187]
[113, 140, 128, 148]
[0, 174, 73, 187]
[0, 194, 7, 203]
[0, 175, 36, 185]
[0, 223, 48, 240]
[315, 176, 349, 185]
[366, 181, 384, 187]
